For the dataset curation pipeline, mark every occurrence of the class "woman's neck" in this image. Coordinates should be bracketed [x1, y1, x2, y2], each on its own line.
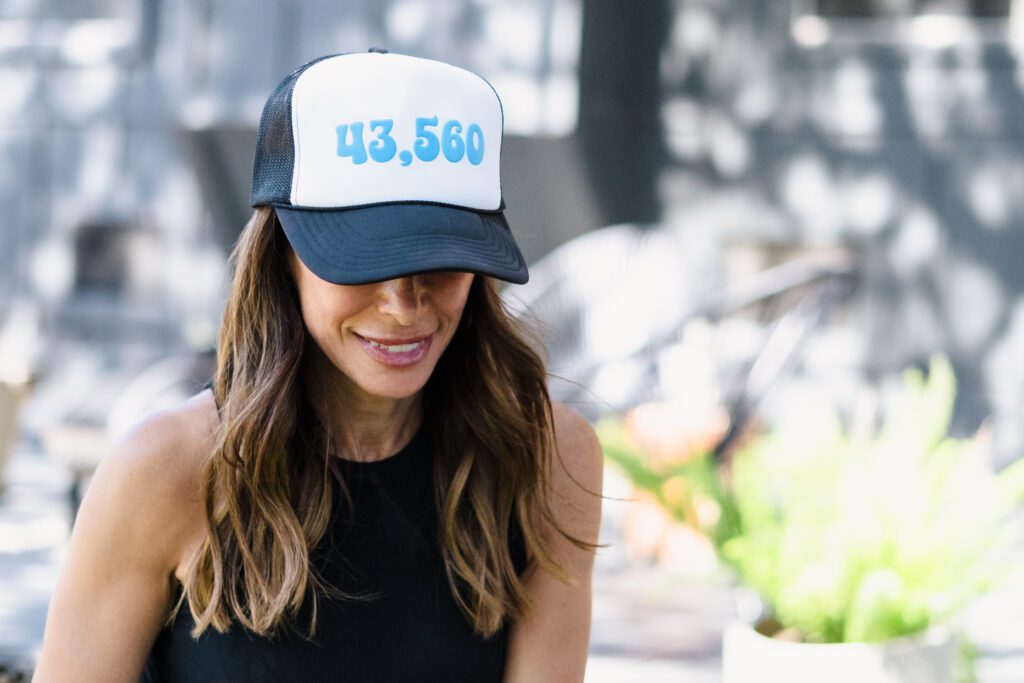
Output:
[302, 349, 423, 462]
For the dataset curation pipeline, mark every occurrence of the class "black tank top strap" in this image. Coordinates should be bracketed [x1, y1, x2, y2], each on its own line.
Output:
[200, 377, 222, 418]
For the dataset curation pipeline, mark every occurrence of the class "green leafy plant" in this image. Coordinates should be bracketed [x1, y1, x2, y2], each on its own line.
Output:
[599, 356, 1024, 644]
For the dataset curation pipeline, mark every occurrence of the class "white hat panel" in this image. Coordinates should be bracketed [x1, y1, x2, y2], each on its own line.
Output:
[289, 53, 503, 210]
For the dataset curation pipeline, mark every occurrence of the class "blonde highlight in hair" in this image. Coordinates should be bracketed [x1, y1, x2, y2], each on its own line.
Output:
[175, 206, 595, 639]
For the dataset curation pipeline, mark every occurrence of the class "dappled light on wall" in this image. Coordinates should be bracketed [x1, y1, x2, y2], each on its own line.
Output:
[792, 0, 1020, 47]
[382, 0, 582, 136]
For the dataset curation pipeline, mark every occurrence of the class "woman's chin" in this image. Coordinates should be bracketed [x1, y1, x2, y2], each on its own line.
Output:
[353, 370, 433, 401]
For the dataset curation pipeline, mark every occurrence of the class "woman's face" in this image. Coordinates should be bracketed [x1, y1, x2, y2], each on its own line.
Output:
[290, 251, 475, 402]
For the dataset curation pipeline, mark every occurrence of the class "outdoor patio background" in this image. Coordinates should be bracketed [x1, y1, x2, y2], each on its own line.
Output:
[3, 0, 1023, 460]
[3, 0, 1024, 680]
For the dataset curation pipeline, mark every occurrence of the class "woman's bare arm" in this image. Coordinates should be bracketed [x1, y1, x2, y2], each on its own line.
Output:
[33, 393, 213, 682]
[503, 402, 604, 683]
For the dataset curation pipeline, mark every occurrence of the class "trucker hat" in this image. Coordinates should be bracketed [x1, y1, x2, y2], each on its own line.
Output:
[250, 49, 529, 285]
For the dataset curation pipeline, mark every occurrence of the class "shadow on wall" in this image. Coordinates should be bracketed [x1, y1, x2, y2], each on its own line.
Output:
[655, 0, 1024, 463]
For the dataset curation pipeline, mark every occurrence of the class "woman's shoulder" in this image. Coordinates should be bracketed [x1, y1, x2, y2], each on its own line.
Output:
[135, 387, 218, 453]
[549, 403, 602, 473]
[105, 388, 217, 492]
[517, 402, 602, 576]
[83, 389, 218, 571]
[547, 402, 603, 507]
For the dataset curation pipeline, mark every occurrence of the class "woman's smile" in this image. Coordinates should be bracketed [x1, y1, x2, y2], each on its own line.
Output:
[354, 332, 434, 367]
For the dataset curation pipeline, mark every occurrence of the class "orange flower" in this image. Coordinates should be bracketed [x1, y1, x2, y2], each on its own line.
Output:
[660, 474, 690, 513]
[625, 400, 730, 468]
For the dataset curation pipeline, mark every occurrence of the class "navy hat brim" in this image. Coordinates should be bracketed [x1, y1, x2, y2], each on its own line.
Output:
[274, 203, 529, 286]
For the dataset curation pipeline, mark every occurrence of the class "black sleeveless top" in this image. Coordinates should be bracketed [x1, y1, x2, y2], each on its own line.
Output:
[140, 425, 528, 682]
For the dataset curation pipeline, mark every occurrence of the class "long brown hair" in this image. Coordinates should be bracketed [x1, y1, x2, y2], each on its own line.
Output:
[176, 206, 593, 638]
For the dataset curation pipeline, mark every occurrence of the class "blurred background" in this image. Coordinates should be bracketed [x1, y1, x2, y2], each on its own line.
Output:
[2, 0, 1024, 681]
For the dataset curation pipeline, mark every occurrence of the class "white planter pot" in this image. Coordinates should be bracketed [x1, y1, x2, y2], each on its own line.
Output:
[721, 619, 957, 683]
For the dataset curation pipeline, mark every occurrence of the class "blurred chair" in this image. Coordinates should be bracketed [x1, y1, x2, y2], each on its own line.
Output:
[505, 223, 720, 419]
[506, 223, 859, 456]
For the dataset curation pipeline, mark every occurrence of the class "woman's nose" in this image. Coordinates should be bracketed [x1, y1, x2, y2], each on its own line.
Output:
[377, 276, 423, 324]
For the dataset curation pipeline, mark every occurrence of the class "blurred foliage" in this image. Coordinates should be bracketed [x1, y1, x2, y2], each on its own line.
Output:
[599, 356, 1024, 644]
[598, 408, 741, 554]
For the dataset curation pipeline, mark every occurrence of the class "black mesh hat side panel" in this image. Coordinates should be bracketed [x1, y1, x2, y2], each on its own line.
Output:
[250, 54, 342, 207]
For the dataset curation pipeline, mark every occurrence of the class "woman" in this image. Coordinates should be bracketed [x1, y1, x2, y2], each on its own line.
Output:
[34, 51, 602, 682]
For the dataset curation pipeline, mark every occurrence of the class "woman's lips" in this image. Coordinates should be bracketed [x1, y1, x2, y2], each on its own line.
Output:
[355, 333, 433, 367]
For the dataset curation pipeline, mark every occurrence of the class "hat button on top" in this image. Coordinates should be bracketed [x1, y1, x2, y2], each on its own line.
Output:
[368, 47, 389, 54]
